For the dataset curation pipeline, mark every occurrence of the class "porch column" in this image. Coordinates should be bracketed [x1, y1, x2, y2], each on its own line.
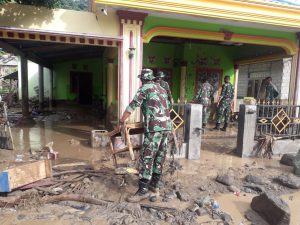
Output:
[294, 33, 300, 105]
[179, 61, 187, 114]
[288, 53, 299, 105]
[38, 65, 44, 111]
[20, 56, 29, 118]
[117, 10, 148, 122]
[233, 64, 239, 112]
[49, 69, 53, 111]
[107, 59, 114, 108]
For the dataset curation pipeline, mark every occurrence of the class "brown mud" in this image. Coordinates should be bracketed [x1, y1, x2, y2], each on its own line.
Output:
[0, 107, 299, 225]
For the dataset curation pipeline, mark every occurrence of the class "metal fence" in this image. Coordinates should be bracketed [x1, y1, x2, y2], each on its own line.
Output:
[255, 104, 300, 139]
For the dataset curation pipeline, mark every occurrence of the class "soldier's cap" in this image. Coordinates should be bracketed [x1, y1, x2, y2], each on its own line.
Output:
[156, 71, 166, 79]
[138, 68, 156, 81]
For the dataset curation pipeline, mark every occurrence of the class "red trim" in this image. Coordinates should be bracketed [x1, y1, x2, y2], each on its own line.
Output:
[0, 31, 3, 37]
[60, 36, 66, 42]
[50, 36, 56, 41]
[18, 33, 25, 38]
[40, 34, 46, 40]
[129, 31, 133, 101]
[118, 24, 124, 118]
[107, 41, 113, 46]
[70, 37, 76, 43]
[89, 39, 95, 44]
[29, 34, 35, 39]
[79, 38, 85, 43]
[98, 40, 103, 45]
[117, 10, 148, 24]
[7, 32, 14, 37]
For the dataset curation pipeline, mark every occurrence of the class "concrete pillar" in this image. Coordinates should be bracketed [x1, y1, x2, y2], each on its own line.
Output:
[20, 56, 29, 118]
[294, 33, 300, 105]
[179, 61, 187, 115]
[107, 59, 114, 107]
[236, 104, 257, 157]
[233, 64, 239, 112]
[180, 61, 187, 104]
[288, 53, 298, 105]
[38, 65, 44, 111]
[184, 104, 202, 160]
[49, 69, 53, 111]
[117, 10, 148, 122]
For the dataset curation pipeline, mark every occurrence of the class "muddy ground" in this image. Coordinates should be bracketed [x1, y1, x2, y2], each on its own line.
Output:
[0, 106, 300, 225]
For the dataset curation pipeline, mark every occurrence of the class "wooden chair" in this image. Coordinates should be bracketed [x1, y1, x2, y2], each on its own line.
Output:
[108, 122, 144, 167]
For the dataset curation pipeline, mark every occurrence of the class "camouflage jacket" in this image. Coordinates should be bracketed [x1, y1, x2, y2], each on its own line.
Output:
[159, 80, 174, 106]
[193, 82, 214, 106]
[265, 83, 278, 101]
[219, 83, 234, 105]
[125, 81, 172, 133]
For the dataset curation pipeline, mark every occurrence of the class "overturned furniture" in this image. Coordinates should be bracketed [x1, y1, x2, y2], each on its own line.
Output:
[0, 101, 14, 150]
[109, 122, 144, 167]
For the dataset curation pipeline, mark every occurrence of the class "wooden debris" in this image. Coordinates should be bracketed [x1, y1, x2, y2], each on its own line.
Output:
[0, 160, 52, 192]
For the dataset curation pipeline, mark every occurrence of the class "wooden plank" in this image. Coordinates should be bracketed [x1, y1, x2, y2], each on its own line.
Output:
[0, 160, 52, 192]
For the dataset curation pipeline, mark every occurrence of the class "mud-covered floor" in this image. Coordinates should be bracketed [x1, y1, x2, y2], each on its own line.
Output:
[0, 106, 300, 225]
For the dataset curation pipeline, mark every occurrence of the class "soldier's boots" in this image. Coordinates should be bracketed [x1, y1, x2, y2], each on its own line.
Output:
[149, 173, 160, 194]
[127, 179, 150, 203]
[220, 123, 228, 132]
[213, 123, 220, 130]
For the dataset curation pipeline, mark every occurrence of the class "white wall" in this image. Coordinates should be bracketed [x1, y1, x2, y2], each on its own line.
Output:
[18, 59, 51, 99]
[237, 59, 290, 100]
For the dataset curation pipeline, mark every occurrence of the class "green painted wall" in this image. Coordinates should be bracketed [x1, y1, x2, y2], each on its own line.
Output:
[53, 57, 103, 101]
[143, 42, 235, 101]
[144, 16, 297, 44]
[143, 42, 182, 101]
[183, 43, 234, 100]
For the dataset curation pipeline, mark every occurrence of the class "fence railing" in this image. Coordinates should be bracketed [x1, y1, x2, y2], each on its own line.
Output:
[255, 104, 300, 139]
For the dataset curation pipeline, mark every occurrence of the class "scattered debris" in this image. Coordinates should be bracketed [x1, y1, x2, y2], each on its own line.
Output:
[176, 190, 189, 202]
[0, 160, 52, 192]
[276, 174, 300, 189]
[280, 153, 296, 167]
[245, 175, 265, 185]
[251, 192, 290, 225]
[216, 174, 234, 186]
[293, 150, 300, 176]
[254, 134, 274, 158]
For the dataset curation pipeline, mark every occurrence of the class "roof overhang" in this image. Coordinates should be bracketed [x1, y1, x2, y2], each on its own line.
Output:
[94, 0, 300, 30]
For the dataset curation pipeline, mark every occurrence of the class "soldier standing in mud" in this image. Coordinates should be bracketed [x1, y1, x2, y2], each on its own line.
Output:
[155, 71, 174, 108]
[214, 75, 234, 131]
[118, 68, 172, 203]
[192, 77, 214, 128]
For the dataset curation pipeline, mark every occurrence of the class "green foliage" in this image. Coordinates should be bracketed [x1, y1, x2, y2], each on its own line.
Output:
[58, 0, 88, 11]
[0, 0, 89, 10]
[0, 0, 59, 8]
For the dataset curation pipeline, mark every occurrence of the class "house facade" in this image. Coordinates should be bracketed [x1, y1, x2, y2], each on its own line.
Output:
[0, 1, 299, 123]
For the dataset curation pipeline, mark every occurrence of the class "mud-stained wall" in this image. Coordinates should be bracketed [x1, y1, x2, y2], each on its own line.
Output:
[53, 57, 103, 101]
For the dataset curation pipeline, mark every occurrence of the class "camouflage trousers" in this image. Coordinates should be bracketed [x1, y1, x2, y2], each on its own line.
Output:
[202, 105, 210, 124]
[216, 102, 231, 124]
[139, 131, 169, 181]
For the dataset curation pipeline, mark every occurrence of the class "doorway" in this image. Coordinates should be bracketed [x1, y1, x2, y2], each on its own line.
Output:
[70, 72, 93, 105]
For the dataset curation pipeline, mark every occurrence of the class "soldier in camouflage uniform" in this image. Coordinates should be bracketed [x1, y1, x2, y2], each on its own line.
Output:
[192, 77, 214, 128]
[119, 69, 172, 203]
[214, 75, 234, 131]
[265, 77, 278, 104]
[155, 71, 174, 107]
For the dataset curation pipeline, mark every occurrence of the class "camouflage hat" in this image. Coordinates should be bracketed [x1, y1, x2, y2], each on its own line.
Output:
[138, 69, 155, 81]
[156, 71, 166, 79]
